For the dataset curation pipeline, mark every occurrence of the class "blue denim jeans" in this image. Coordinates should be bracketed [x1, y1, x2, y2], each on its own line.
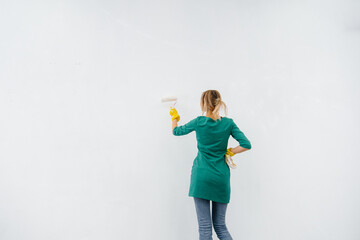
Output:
[193, 197, 233, 240]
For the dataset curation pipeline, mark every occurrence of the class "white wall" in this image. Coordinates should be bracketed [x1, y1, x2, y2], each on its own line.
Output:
[1, 0, 359, 239]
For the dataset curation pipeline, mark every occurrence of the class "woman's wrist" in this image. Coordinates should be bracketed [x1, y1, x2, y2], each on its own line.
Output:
[231, 145, 249, 154]
[172, 119, 178, 130]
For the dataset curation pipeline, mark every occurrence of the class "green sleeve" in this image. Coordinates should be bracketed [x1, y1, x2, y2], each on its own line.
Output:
[231, 119, 252, 149]
[173, 117, 198, 136]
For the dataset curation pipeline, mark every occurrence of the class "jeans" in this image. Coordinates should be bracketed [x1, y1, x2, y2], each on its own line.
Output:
[193, 197, 233, 240]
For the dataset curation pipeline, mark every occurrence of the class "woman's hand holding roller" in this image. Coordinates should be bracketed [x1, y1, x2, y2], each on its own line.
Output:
[170, 107, 180, 122]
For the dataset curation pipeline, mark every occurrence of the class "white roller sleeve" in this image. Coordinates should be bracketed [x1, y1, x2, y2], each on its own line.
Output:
[161, 96, 177, 102]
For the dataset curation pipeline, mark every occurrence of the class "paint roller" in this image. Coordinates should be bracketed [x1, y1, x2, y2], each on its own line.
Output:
[161, 96, 177, 108]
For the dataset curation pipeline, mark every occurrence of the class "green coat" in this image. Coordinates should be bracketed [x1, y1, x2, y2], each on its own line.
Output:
[173, 116, 251, 203]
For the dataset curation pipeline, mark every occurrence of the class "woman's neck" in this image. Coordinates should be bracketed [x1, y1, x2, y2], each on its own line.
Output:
[206, 112, 216, 119]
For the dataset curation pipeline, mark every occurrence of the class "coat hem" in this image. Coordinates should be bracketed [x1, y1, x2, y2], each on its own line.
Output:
[188, 193, 230, 204]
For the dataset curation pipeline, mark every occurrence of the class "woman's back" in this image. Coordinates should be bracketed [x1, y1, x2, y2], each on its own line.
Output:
[173, 115, 251, 203]
[196, 116, 233, 161]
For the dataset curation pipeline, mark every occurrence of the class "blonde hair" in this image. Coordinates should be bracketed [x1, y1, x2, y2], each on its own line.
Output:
[200, 90, 228, 120]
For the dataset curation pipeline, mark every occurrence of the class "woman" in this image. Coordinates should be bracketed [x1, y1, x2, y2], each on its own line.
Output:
[170, 90, 252, 240]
